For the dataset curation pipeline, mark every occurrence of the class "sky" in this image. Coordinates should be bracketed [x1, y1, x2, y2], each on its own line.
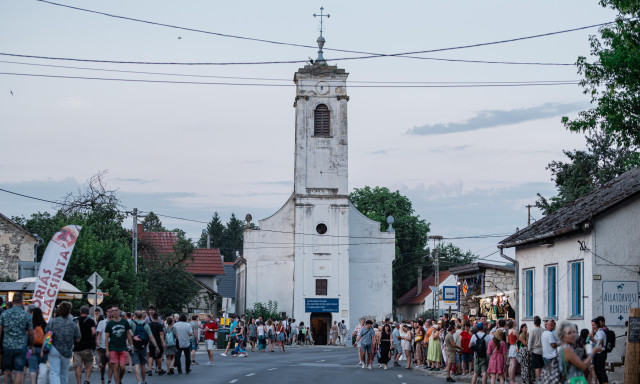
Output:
[0, 0, 618, 263]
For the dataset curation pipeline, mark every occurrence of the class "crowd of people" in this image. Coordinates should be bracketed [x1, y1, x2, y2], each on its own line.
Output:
[349, 314, 615, 384]
[0, 292, 619, 384]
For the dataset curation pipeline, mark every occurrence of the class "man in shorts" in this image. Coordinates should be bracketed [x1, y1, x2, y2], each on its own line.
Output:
[147, 312, 165, 375]
[470, 322, 492, 384]
[354, 320, 374, 369]
[189, 315, 201, 365]
[0, 293, 33, 384]
[73, 305, 97, 384]
[528, 316, 545, 379]
[130, 311, 160, 384]
[105, 305, 134, 384]
[95, 307, 112, 384]
[203, 315, 218, 365]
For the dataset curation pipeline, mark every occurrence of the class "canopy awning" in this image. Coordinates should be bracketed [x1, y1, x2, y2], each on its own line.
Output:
[0, 278, 83, 300]
[473, 290, 516, 304]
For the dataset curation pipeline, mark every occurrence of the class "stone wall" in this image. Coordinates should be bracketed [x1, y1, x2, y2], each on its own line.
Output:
[0, 216, 37, 280]
[456, 267, 515, 319]
[484, 268, 515, 293]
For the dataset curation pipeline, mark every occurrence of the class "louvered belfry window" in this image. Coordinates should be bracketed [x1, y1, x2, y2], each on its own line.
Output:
[314, 104, 331, 137]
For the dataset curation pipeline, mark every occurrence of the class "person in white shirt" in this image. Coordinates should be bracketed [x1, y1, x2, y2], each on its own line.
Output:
[96, 311, 112, 384]
[541, 319, 558, 366]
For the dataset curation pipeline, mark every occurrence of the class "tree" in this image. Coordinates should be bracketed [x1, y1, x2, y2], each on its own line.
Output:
[222, 213, 245, 262]
[245, 301, 280, 321]
[435, 242, 477, 272]
[562, 1, 640, 148]
[143, 262, 200, 316]
[141, 211, 166, 232]
[18, 178, 141, 310]
[349, 186, 430, 303]
[197, 212, 225, 249]
[536, 128, 638, 214]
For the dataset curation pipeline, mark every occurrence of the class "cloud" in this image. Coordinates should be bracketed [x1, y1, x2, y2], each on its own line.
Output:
[407, 102, 584, 136]
[367, 148, 397, 155]
[254, 180, 293, 186]
[114, 178, 156, 184]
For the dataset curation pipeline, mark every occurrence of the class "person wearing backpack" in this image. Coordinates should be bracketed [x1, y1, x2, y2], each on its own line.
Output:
[73, 306, 97, 384]
[470, 322, 492, 384]
[147, 312, 165, 376]
[131, 310, 160, 384]
[27, 307, 46, 384]
[163, 317, 177, 375]
[591, 317, 609, 384]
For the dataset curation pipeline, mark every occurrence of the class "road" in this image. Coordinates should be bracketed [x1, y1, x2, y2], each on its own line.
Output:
[77, 345, 443, 384]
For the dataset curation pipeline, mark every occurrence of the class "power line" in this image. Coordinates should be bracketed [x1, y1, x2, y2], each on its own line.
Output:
[0, 60, 580, 84]
[34, 0, 613, 63]
[0, 72, 580, 88]
[0, 187, 62, 206]
[589, 250, 639, 274]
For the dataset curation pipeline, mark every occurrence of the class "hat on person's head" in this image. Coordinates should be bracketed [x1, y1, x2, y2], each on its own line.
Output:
[477, 322, 484, 330]
[494, 329, 504, 341]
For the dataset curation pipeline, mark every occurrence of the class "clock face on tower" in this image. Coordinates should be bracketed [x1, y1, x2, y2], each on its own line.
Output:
[315, 81, 330, 95]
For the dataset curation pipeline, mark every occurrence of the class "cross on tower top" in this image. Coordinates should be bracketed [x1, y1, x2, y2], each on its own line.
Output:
[312, 7, 330, 64]
[313, 7, 330, 37]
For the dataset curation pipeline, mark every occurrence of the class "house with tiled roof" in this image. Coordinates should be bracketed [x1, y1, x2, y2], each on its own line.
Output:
[499, 168, 640, 364]
[396, 270, 454, 321]
[0, 213, 40, 280]
[137, 225, 225, 315]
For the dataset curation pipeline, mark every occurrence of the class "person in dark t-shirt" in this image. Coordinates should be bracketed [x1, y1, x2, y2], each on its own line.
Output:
[74, 306, 97, 384]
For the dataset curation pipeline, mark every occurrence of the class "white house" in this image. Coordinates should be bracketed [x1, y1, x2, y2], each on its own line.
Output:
[396, 271, 459, 321]
[499, 168, 640, 363]
[235, 37, 395, 343]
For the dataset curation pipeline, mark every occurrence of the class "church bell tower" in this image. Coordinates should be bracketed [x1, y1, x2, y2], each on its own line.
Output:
[293, 33, 349, 198]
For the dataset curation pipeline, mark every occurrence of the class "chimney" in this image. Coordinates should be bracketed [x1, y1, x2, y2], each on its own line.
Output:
[137, 224, 143, 236]
[416, 267, 423, 296]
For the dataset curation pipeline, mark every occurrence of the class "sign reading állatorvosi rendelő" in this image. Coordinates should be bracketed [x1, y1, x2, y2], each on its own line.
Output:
[602, 281, 639, 326]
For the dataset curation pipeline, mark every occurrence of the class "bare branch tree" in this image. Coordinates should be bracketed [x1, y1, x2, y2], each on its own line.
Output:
[58, 170, 123, 216]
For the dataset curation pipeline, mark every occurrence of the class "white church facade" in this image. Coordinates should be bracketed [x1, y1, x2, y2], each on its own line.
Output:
[235, 37, 395, 343]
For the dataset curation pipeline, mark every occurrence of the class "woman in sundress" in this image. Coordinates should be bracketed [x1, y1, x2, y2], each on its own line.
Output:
[427, 323, 442, 370]
[516, 324, 534, 384]
[487, 329, 508, 384]
[330, 321, 339, 345]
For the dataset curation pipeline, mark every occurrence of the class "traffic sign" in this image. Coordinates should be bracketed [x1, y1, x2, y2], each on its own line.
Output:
[88, 272, 103, 288]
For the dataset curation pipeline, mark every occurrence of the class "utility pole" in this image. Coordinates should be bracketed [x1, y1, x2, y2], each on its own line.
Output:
[428, 235, 443, 318]
[132, 208, 138, 274]
[526, 205, 533, 226]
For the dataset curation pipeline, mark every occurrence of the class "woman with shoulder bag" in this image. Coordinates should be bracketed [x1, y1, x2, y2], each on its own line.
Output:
[557, 322, 600, 384]
[28, 308, 47, 384]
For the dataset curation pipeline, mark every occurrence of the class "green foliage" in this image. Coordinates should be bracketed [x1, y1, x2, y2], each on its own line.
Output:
[141, 212, 166, 232]
[143, 262, 200, 316]
[416, 309, 439, 321]
[244, 300, 281, 321]
[349, 186, 430, 303]
[434, 242, 477, 272]
[19, 205, 140, 310]
[563, 1, 640, 147]
[197, 212, 225, 249]
[197, 212, 248, 262]
[536, 128, 639, 214]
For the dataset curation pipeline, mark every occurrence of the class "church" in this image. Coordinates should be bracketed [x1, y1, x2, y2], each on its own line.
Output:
[235, 28, 395, 343]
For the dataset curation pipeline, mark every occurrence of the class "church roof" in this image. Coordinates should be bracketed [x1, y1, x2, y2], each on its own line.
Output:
[397, 271, 451, 306]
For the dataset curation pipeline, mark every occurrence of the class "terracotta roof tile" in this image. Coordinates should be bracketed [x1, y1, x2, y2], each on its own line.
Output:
[186, 248, 225, 276]
[138, 230, 224, 276]
[397, 271, 451, 306]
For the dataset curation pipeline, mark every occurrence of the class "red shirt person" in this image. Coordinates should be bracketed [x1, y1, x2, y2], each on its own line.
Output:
[203, 315, 218, 365]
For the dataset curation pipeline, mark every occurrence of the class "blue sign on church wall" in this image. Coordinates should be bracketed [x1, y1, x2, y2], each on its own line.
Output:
[305, 298, 339, 313]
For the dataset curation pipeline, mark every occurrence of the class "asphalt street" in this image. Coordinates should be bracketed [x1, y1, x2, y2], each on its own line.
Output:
[72, 345, 444, 384]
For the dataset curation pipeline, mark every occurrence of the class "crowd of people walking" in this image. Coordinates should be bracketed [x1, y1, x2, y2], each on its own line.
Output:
[0, 293, 619, 384]
[349, 314, 615, 384]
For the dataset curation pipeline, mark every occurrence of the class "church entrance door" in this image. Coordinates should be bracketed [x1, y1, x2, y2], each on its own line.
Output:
[310, 312, 331, 345]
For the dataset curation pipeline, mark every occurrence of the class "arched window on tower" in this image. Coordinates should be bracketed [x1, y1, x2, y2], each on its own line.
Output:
[314, 104, 331, 137]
